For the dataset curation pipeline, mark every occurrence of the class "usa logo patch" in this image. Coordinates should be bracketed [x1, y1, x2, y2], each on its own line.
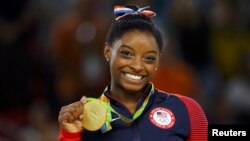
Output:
[149, 107, 175, 129]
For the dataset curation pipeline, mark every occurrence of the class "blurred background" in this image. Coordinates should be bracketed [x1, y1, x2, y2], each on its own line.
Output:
[0, 0, 249, 140]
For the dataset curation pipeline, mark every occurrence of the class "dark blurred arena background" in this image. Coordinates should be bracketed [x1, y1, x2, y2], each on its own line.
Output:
[0, 0, 249, 140]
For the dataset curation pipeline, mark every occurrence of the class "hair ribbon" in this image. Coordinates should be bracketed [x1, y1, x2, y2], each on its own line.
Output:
[114, 6, 156, 21]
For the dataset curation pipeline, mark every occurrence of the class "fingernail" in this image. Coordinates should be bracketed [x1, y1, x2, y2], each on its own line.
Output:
[80, 96, 87, 104]
[79, 114, 83, 120]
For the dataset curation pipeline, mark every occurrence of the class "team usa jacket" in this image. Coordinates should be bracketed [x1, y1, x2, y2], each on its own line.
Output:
[59, 84, 208, 141]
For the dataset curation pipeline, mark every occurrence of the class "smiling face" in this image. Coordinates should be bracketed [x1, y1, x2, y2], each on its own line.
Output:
[104, 30, 160, 94]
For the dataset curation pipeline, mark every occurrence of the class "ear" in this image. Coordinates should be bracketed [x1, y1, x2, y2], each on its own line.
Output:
[104, 44, 111, 62]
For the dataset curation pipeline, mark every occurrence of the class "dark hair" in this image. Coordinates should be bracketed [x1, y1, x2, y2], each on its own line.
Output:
[105, 5, 163, 52]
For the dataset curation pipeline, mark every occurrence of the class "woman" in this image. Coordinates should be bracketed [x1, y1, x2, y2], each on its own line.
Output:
[58, 5, 208, 141]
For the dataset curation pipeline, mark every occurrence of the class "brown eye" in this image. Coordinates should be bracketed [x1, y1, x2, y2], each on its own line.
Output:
[120, 50, 133, 58]
[143, 56, 156, 63]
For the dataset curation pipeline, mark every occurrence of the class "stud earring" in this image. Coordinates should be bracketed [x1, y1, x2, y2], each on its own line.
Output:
[106, 58, 109, 62]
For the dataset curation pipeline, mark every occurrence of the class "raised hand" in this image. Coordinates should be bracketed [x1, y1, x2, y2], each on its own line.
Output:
[58, 96, 87, 133]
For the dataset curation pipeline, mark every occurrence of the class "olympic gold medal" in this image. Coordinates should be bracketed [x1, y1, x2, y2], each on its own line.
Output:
[82, 100, 107, 131]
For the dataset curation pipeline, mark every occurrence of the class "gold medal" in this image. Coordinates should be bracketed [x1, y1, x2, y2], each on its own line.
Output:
[82, 100, 107, 131]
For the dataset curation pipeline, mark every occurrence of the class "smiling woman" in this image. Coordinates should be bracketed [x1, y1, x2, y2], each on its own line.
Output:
[58, 5, 208, 141]
[105, 30, 159, 96]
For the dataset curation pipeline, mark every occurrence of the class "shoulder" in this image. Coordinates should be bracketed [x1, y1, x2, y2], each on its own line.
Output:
[157, 90, 207, 122]
[175, 94, 208, 141]
[176, 95, 204, 112]
[155, 89, 206, 115]
[154, 89, 208, 141]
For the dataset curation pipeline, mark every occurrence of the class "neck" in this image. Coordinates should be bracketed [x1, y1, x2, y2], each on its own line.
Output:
[109, 84, 147, 114]
[110, 86, 142, 104]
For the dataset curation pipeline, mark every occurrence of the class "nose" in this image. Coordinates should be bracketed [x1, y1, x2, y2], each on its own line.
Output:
[130, 57, 144, 72]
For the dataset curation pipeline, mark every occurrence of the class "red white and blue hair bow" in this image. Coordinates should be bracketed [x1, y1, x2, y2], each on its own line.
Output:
[114, 6, 156, 21]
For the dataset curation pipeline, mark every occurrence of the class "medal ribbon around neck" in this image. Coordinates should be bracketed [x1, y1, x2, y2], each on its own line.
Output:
[86, 83, 155, 133]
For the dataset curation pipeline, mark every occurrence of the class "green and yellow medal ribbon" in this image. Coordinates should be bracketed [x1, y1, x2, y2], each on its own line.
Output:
[83, 83, 154, 133]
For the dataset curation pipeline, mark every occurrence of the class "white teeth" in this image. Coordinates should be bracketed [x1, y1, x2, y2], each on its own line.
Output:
[125, 73, 142, 80]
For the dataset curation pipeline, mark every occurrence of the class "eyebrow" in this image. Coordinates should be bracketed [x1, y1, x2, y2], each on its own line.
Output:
[120, 44, 133, 50]
[120, 44, 158, 55]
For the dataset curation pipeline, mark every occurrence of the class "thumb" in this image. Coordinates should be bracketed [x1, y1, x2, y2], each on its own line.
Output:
[80, 96, 87, 104]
